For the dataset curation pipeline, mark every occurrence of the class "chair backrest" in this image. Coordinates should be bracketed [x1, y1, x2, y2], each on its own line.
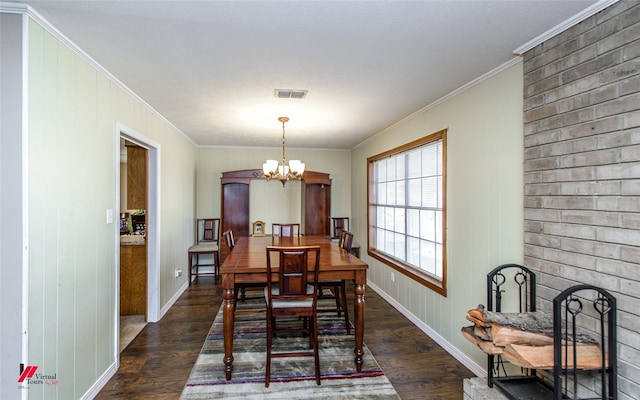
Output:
[332, 217, 349, 239]
[341, 231, 354, 253]
[197, 218, 220, 245]
[272, 223, 301, 237]
[223, 230, 235, 250]
[266, 245, 320, 303]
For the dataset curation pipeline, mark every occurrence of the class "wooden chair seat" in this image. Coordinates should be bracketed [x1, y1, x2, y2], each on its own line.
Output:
[188, 243, 219, 253]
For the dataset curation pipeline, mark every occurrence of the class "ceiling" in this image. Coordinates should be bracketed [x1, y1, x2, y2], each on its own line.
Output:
[13, 0, 604, 149]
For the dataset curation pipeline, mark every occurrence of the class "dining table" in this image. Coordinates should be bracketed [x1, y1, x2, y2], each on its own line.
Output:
[220, 235, 368, 380]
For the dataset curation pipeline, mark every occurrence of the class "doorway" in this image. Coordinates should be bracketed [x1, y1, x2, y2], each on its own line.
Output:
[116, 123, 161, 356]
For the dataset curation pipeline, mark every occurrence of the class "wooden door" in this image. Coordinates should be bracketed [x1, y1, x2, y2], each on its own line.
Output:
[303, 183, 331, 236]
[222, 183, 250, 237]
[122, 140, 148, 320]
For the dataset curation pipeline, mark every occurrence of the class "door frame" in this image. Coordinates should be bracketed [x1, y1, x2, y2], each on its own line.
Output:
[114, 123, 161, 356]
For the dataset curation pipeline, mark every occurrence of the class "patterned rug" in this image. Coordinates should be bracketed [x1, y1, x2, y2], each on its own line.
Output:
[180, 297, 400, 399]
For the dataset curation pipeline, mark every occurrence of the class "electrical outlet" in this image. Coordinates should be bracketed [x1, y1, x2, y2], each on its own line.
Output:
[175, 269, 182, 278]
[390, 271, 395, 282]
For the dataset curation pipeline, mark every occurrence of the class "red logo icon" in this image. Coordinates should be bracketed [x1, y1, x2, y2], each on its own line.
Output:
[18, 366, 38, 383]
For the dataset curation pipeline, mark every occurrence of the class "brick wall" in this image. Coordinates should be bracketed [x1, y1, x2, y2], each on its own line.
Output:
[523, 1, 640, 398]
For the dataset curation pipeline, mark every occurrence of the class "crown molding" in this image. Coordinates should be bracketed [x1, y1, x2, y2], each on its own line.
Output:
[355, 56, 522, 150]
[513, 0, 620, 55]
[0, 1, 27, 13]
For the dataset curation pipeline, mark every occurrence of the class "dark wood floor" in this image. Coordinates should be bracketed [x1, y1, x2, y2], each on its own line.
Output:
[96, 276, 475, 399]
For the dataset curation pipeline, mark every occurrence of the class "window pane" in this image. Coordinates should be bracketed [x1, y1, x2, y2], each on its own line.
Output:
[384, 229, 394, 255]
[394, 208, 405, 234]
[394, 232, 405, 260]
[422, 177, 438, 208]
[377, 159, 387, 182]
[420, 210, 435, 242]
[384, 207, 394, 232]
[435, 243, 443, 276]
[396, 180, 405, 206]
[376, 228, 385, 251]
[421, 239, 436, 275]
[376, 206, 385, 228]
[386, 182, 395, 206]
[386, 156, 396, 181]
[407, 178, 421, 207]
[407, 236, 420, 267]
[407, 149, 421, 178]
[407, 209, 419, 236]
[395, 154, 405, 179]
[422, 145, 438, 177]
[435, 210, 443, 243]
[377, 182, 385, 204]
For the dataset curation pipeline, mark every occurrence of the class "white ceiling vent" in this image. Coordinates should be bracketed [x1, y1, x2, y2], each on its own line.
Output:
[274, 89, 308, 99]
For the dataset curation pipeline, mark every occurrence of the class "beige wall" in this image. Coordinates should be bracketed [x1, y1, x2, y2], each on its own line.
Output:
[195, 147, 351, 229]
[351, 62, 525, 371]
[26, 17, 196, 399]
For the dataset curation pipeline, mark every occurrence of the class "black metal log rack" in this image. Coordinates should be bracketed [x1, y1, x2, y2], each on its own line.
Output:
[486, 264, 617, 400]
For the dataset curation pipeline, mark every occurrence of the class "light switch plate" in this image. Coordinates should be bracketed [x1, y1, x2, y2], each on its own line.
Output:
[106, 209, 114, 224]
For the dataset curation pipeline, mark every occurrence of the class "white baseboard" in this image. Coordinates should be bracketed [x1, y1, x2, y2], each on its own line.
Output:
[81, 362, 117, 400]
[160, 281, 189, 319]
[366, 280, 486, 378]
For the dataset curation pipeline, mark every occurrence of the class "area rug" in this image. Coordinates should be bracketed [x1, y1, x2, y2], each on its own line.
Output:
[180, 297, 400, 399]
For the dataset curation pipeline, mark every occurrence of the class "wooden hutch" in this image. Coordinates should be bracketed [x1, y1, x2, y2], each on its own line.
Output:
[220, 169, 332, 244]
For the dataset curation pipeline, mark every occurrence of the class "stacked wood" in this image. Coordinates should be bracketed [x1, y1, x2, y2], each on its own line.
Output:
[462, 304, 605, 370]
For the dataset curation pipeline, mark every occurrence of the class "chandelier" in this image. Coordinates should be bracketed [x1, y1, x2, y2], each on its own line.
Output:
[263, 116, 305, 186]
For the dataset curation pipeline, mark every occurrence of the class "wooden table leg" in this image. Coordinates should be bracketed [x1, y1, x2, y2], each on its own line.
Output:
[353, 278, 365, 371]
[222, 281, 235, 380]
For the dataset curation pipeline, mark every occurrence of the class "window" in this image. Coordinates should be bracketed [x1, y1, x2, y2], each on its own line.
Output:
[367, 129, 447, 296]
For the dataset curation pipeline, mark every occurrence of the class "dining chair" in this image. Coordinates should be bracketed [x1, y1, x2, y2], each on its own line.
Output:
[317, 230, 354, 334]
[223, 229, 235, 251]
[264, 245, 321, 388]
[272, 223, 301, 237]
[187, 218, 221, 285]
[341, 231, 354, 253]
[331, 217, 349, 240]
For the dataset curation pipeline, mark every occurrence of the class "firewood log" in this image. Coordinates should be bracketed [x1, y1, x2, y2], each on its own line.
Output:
[467, 306, 485, 323]
[491, 323, 553, 346]
[502, 343, 606, 370]
[473, 325, 491, 341]
[460, 326, 503, 355]
[466, 314, 485, 327]
[482, 310, 553, 332]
